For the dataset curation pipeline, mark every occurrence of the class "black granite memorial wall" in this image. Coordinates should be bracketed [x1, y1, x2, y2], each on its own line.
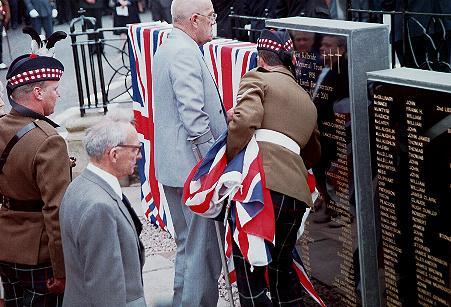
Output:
[368, 68, 450, 307]
[266, 17, 389, 307]
[290, 30, 361, 307]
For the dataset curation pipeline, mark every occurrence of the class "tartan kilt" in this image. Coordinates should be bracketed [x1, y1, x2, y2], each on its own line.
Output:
[232, 190, 307, 307]
[0, 261, 63, 307]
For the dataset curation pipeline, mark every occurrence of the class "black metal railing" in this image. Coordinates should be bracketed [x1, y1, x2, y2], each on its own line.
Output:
[229, 7, 271, 42]
[347, 1, 451, 72]
[226, 4, 451, 72]
[69, 10, 132, 117]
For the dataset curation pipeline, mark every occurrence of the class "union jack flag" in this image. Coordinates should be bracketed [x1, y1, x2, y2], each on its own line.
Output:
[183, 131, 325, 306]
[128, 22, 257, 235]
[202, 40, 257, 109]
[129, 22, 174, 235]
[129, 22, 324, 305]
[183, 132, 275, 266]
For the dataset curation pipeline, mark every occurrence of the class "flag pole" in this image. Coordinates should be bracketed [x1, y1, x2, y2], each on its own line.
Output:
[192, 145, 234, 306]
[214, 220, 235, 307]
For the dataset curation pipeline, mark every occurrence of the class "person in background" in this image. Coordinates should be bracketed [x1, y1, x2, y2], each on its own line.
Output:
[226, 29, 320, 306]
[276, 0, 331, 19]
[242, 0, 276, 42]
[151, 0, 172, 23]
[0, 48, 68, 307]
[23, 0, 58, 38]
[6, 0, 17, 29]
[79, 0, 106, 53]
[215, 0, 247, 40]
[381, 0, 451, 70]
[212, 0, 231, 38]
[290, 30, 323, 94]
[0, 0, 10, 70]
[56, 0, 77, 24]
[112, 0, 141, 38]
[79, 0, 105, 29]
[60, 117, 146, 307]
[152, 0, 227, 305]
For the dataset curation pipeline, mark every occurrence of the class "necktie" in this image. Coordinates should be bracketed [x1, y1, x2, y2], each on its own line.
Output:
[121, 193, 143, 236]
[122, 193, 146, 272]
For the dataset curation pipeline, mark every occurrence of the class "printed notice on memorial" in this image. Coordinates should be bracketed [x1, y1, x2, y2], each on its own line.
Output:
[369, 82, 450, 306]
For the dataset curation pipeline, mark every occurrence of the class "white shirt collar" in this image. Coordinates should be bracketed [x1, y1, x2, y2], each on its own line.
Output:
[87, 163, 122, 199]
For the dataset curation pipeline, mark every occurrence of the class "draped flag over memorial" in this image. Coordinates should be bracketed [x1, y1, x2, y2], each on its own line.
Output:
[128, 22, 257, 235]
[129, 22, 174, 235]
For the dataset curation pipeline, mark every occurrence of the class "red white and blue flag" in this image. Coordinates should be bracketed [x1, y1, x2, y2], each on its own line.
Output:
[183, 132, 276, 266]
[128, 22, 257, 235]
[128, 22, 324, 306]
[202, 40, 257, 110]
[183, 132, 325, 306]
[129, 22, 174, 234]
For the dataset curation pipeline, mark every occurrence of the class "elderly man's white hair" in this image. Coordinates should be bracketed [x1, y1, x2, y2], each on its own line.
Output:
[171, 0, 212, 24]
[84, 117, 133, 160]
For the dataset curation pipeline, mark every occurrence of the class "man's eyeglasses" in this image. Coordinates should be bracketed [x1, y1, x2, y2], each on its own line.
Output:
[195, 12, 217, 22]
[116, 144, 142, 154]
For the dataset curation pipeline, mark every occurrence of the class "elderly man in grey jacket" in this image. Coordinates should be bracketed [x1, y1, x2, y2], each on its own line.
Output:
[60, 117, 146, 307]
[152, 0, 227, 306]
[23, 0, 57, 38]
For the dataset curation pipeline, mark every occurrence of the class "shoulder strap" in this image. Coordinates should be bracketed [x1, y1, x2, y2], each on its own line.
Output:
[0, 121, 38, 174]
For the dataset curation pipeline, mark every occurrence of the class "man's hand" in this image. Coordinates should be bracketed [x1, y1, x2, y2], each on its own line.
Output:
[52, 9, 58, 18]
[86, 0, 96, 4]
[29, 9, 39, 18]
[226, 108, 234, 123]
[47, 277, 65, 294]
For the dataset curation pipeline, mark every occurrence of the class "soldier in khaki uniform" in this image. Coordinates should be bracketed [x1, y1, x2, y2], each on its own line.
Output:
[226, 29, 321, 306]
[0, 50, 69, 306]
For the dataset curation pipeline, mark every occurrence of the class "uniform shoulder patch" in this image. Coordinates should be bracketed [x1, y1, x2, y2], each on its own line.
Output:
[34, 119, 57, 136]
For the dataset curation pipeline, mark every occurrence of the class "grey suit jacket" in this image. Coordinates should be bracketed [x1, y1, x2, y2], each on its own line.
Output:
[153, 28, 227, 187]
[60, 169, 146, 307]
[23, 0, 54, 17]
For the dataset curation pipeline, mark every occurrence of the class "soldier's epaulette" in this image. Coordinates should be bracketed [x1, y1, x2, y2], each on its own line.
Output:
[34, 119, 57, 136]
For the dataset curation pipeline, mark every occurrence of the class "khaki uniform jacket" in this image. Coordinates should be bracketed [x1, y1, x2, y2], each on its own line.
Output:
[227, 66, 321, 206]
[0, 109, 70, 278]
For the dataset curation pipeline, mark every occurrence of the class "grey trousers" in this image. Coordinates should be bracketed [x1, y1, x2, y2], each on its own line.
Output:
[163, 185, 223, 307]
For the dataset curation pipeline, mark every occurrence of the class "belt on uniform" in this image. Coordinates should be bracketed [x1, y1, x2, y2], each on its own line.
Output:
[255, 129, 301, 155]
[0, 195, 44, 212]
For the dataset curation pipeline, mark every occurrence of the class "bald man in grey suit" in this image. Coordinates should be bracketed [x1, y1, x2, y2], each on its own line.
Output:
[153, 0, 227, 305]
